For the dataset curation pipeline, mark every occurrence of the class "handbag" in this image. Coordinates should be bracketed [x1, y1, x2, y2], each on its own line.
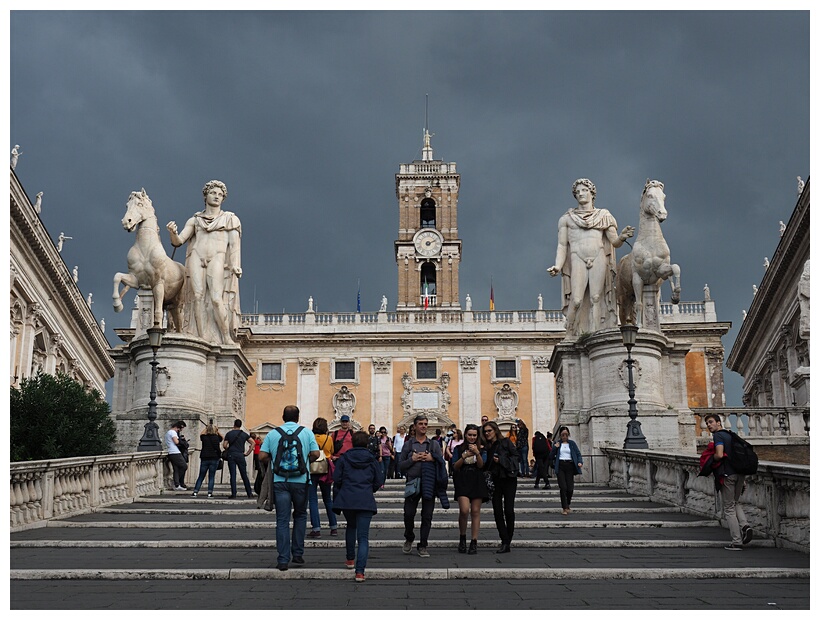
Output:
[404, 477, 421, 499]
[221, 431, 242, 461]
[484, 470, 495, 499]
[310, 436, 330, 475]
[318, 458, 335, 485]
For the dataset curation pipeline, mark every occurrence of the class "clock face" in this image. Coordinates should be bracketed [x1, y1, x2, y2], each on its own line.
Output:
[414, 230, 443, 257]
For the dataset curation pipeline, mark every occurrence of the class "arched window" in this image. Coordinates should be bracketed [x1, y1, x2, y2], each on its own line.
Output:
[420, 262, 437, 307]
[420, 198, 436, 229]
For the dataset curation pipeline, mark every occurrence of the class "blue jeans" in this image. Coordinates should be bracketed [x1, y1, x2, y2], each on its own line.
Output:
[380, 456, 391, 485]
[518, 445, 530, 476]
[273, 481, 309, 565]
[193, 458, 219, 493]
[342, 509, 373, 574]
[227, 452, 253, 497]
[309, 476, 337, 531]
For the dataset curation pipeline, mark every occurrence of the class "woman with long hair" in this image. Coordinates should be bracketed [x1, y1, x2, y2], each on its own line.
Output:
[549, 425, 583, 514]
[308, 417, 338, 538]
[452, 424, 487, 554]
[192, 422, 223, 498]
[481, 420, 519, 553]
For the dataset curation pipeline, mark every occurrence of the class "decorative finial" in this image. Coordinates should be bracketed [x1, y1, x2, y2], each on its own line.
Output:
[763, 257, 770, 269]
[742, 310, 747, 320]
[779, 220, 786, 236]
[73, 266, 79, 283]
[752, 284, 758, 296]
[797, 176, 805, 195]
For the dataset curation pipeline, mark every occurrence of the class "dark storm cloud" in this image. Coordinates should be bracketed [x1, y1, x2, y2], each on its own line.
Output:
[9, 11, 809, 404]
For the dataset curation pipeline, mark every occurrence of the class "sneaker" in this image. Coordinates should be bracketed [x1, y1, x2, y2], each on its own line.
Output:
[330, 529, 338, 536]
[724, 543, 743, 551]
[292, 556, 305, 564]
[345, 559, 355, 569]
[402, 540, 413, 554]
[355, 573, 365, 582]
[417, 546, 430, 558]
[207, 493, 213, 498]
[742, 526, 753, 545]
[174, 486, 186, 491]
[307, 531, 321, 538]
[191, 491, 198, 497]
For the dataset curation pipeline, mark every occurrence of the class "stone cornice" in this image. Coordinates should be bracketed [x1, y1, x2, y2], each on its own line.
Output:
[10, 170, 114, 376]
[728, 178, 810, 373]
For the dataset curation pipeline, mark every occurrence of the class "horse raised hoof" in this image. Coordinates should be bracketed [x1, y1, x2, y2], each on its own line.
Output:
[113, 298, 123, 312]
[671, 289, 681, 304]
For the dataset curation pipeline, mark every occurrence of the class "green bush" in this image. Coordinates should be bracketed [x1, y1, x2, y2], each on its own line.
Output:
[10, 372, 116, 461]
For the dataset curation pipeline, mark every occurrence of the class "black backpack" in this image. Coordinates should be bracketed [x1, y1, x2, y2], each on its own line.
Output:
[272, 426, 307, 478]
[726, 430, 759, 475]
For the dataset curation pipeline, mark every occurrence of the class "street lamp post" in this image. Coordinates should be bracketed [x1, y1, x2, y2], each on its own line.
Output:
[137, 325, 165, 451]
[620, 324, 649, 449]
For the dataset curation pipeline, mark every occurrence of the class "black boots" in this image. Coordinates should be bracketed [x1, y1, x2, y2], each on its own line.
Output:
[458, 534, 467, 553]
[496, 543, 511, 554]
[468, 539, 478, 555]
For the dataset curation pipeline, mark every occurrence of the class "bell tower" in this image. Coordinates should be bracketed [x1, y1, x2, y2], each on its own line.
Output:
[394, 130, 462, 310]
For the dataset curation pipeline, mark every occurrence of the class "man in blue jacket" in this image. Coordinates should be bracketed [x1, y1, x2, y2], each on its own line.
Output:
[259, 405, 320, 571]
[398, 414, 442, 558]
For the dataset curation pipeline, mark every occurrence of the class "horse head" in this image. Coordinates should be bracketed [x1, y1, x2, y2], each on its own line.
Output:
[640, 179, 667, 222]
[122, 188, 155, 232]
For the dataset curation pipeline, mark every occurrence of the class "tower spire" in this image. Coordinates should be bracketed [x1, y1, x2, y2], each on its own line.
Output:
[422, 93, 434, 161]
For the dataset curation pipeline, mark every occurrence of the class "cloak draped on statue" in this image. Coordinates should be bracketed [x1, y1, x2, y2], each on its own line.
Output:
[560, 207, 619, 335]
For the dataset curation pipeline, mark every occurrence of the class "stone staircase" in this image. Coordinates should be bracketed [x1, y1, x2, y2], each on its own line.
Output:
[10, 479, 810, 608]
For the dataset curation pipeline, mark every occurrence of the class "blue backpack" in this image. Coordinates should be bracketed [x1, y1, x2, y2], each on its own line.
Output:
[273, 426, 307, 478]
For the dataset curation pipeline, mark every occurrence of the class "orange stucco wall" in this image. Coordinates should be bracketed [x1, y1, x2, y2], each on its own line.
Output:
[685, 351, 708, 408]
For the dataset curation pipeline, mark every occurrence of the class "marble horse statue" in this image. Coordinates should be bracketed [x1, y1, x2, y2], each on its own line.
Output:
[113, 189, 186, 330]
[616, 180, 681, 327]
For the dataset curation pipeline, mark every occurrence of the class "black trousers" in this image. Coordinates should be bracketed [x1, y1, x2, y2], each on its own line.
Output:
[557, 460, 576, 509]
[491, 475, 517, 545]
[533, 455, 551, 486]
[403, 493, 435, 548]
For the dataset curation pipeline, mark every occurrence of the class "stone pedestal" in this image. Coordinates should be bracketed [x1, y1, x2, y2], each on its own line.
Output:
[549, 327, 695, 482]
[110, 331, 253, 454]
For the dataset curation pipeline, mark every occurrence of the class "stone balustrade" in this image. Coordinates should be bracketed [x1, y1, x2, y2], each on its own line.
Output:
[10, 452, 166, 531]
[602, 448, 810, 551]
[692, 407, 810, 439]
[241, 300, 712, 333]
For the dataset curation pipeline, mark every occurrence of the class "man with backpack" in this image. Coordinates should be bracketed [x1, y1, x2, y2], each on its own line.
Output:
[259, 405, 320, 571]
[704, 413, 754, 550]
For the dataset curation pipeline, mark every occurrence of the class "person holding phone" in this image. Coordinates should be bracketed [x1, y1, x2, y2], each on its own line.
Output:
[482, 420, 519, 553]
[453, 424, 488, 554]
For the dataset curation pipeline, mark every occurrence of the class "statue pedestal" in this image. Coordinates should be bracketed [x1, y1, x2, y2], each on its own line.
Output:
[549, 327, 694, 482]
[110, 332, 253, 454]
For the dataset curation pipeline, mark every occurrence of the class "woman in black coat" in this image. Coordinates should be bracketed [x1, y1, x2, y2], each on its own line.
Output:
[481, 420, 519, 553]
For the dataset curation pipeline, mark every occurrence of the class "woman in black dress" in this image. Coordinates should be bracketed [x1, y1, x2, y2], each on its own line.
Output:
[452, 424, 488, 554]
[482, 420, 519, 553]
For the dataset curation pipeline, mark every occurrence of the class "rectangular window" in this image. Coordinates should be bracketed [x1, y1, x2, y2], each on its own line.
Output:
[416, 361, 437, 379]
[495, 360, 517, 379]
[260, 362, 282, 382]
[335, 361, 356, 381]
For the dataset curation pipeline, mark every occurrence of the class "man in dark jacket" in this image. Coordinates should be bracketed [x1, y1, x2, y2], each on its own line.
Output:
[531, 431, 551, 489]
[705, 413, 753, 550]
[398, 414, 442, 558]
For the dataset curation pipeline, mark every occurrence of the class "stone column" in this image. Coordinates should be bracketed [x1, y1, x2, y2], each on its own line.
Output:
[458, 356, 481, 426]
[531, 356, 556, 434]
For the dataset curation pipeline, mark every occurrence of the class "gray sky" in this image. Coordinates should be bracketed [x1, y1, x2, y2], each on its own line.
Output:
[9, 10, 810, 405]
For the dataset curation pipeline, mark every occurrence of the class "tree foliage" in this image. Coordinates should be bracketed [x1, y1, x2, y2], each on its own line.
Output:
[10, 372, 116, 461]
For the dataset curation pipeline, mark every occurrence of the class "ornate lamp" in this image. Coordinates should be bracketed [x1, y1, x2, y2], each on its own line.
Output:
[137, 325, 165, 451]
[620, 324, 649, 449]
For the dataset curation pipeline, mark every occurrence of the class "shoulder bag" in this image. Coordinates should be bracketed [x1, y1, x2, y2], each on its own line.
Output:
[310, 436, 330, 475]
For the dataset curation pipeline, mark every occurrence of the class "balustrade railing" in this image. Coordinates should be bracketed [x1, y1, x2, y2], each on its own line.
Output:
[10, 452, 166, 530]
[602, 448, 809, 551]
[692, 407, 809, 438]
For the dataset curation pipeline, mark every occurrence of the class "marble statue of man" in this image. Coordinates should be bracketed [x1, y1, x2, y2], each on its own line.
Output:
[537, 293, 543, 311]
[57, 232, 72, 252]
[167, 180, 242, 344]
[798, 260, 809, 341]
[33, 192, 43, 214]
[465, 294, 472, 311]
[73, 266, 79, 283]
[547, 178, 634, 336]
[308, 296, 314, 312]
[380, 295, 388, 312]
[779, 221, 786, 236]
[797, 176, 805, 196]
[703, 283, 710, 301]
[11, 145, 21, 170]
